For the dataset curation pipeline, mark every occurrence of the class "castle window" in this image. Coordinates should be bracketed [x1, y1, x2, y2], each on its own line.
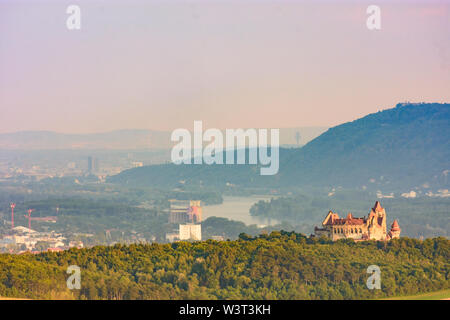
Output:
[359, 228, 362, 233]
[351, 229, 354, 234]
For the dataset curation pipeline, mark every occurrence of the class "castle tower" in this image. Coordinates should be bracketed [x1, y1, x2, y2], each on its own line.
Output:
[368, 201, 387, 239]
[387, 219, 401, 240]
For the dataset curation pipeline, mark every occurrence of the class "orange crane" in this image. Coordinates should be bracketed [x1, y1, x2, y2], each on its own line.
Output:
[24, 209, 58, 230]
[25, 209, 35, 229]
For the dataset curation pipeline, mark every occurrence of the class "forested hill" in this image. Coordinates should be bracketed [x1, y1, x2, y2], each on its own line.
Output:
[281, 102, 450, 188]
[0, 234, 448, 300]
[109, 103, 450, 191]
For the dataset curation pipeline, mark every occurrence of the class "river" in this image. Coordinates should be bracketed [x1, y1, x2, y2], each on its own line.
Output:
[202, 195, 280, 227]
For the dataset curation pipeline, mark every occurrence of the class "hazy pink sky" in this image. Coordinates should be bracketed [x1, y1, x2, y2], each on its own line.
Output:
[0, 0, 449, 133]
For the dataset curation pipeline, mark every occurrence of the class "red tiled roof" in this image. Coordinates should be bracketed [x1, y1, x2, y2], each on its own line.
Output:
[390, 219, 400, 231]
[328, 217, 366, 226]
[323, 212, 340, 225]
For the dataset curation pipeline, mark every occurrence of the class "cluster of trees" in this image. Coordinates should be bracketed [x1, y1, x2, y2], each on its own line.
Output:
[0, 233, 448, 300]
[202, 216, 278, 240]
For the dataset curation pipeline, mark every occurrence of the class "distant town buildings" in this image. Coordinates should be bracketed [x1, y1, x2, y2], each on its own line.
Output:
[88, 156, 93, 173]
[165, 232, 179, 243]
[165, 224, 202, 242]
[166, 200, 202, 242]
[168, 200, 202, 224]
[131, 162, 143, 168]
[179, 224, 202, 241]
[0, 226, 81, 253]
[87, 156, 100, 174]
[314, 201, 401, 241]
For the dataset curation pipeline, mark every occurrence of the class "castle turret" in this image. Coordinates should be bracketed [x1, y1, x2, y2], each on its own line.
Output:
[368, 201, 387, 239]
[391, 219, 400, 231]
[387, 219, 401, 240]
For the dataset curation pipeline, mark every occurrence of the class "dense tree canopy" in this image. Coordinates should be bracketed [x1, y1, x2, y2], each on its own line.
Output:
[0, 233, 448, 300]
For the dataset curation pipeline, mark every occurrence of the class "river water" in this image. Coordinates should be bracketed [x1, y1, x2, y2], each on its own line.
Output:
[202, 195, 280, 227]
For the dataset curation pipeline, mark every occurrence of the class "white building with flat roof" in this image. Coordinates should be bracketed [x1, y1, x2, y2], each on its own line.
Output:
[179, 224, 201, 241]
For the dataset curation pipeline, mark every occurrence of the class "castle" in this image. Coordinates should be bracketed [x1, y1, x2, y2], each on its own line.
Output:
[314, 201, 401, 241]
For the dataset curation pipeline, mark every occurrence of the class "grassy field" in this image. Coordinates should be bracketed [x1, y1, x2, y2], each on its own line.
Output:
[384, 289, 450, 300]
[2, 290, 449, 301]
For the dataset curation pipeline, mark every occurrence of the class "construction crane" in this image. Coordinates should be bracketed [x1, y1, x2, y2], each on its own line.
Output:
[24, 209, 58, 230]
[25, 209, 35, 229]
[10, 203, 16, 229]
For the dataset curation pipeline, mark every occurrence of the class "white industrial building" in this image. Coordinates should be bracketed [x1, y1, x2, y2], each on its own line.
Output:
[179, 224, 201, 241]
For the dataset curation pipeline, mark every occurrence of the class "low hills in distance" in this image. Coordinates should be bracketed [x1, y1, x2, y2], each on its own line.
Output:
[0, 127, 326, 150]
[110, 102, 450, 193]
[0, 129, 170, 150]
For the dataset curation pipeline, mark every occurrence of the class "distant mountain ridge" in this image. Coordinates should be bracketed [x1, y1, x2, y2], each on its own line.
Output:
[109, 103, 450, 191]
[281, 102, 450, 189]
[0, 127, 326, 150]
[0, 129, 169, 150]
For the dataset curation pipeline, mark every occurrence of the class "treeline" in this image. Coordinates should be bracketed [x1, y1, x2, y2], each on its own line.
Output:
[0, 233, 448, 300]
